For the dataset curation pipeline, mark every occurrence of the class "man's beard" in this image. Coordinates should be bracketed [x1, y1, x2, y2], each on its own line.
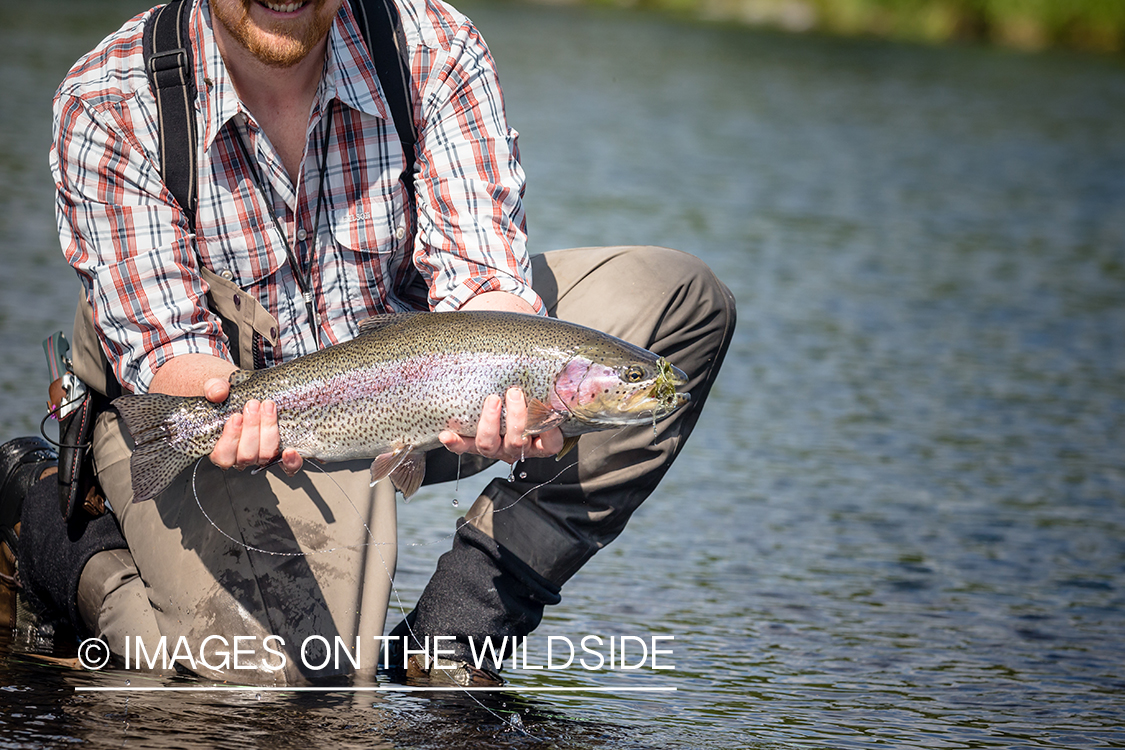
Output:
[210, 0, 337, 69]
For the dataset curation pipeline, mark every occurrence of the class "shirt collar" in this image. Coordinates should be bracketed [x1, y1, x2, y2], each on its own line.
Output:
[193, 0, 389, 153]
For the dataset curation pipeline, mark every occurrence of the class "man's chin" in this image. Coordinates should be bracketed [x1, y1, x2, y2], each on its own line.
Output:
[212, 0, 337, 68]
[244, 35, 316, 68]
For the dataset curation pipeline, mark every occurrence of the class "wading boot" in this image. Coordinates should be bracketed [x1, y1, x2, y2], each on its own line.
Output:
[0, 437, 59, 631]
[405, 653, 504, 687]
[384, 612, 504, 687]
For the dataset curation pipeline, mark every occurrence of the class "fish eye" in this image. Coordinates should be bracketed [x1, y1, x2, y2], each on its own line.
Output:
[623, 365, 646, 383]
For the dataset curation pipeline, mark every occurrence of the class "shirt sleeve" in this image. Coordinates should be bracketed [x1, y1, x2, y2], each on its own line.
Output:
[411, 17, 545, 314]
[51, 90, 229, 394]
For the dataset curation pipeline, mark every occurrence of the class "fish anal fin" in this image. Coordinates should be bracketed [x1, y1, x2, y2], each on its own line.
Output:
[390, 451, 427, 499]
[524, 398, 566, 435]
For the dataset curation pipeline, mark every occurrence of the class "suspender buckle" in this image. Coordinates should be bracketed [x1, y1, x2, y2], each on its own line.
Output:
[148, 48, 191, 89]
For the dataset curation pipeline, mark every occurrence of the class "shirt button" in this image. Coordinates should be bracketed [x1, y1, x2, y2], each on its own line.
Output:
[394, 226, 406, 240]
[219, 269, 234, 280]
[296, 227, 308, 241]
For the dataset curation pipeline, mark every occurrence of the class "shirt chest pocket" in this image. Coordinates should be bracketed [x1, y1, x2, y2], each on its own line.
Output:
[328, 183, 410, 256]
[322, 183, 413, 306]
[197, 215, 288, 289]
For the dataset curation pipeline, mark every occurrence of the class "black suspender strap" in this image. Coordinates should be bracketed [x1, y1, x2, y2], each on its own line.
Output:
[353, 0, 418, 204]
[142, 0, 417, 225]
[142, 0, 197, 228]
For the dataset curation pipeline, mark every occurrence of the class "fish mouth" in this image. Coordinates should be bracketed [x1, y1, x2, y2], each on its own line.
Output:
[559, 356, 691, 429]
[612, 358, 691, 422]
[623, 386, 690, 420]
[650, 358, 688, 411]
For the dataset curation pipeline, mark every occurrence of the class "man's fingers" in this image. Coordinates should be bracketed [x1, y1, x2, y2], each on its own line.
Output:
[281, 448, 303, 477]
[259, 400, 281, 463]
[533, 427, 565, 457]
[203, 377, 231, 404]
[209, 399, 294, 474]
[503, 387, 528, 453]
[211, 413, 243, 469]
[439, 390, 566, 462]
[235, 400, 262, 468]
[473, 394, 503, 456]
[439, 430, 470, 455]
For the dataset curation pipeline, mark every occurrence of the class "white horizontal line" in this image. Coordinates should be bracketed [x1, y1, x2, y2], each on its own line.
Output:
[74, 686, 676, 693]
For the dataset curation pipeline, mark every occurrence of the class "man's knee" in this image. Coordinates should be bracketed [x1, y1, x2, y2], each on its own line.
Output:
[540, 245, 736, 348]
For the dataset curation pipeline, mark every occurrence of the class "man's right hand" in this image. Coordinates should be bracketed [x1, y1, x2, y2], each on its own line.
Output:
[204, 377, 303, 476]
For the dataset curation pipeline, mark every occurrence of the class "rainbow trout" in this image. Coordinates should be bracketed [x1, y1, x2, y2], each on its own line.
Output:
[114, 311, 690, 502]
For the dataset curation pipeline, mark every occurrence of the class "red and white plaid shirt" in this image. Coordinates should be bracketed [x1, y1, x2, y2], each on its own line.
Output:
[51, 0, 540, 394]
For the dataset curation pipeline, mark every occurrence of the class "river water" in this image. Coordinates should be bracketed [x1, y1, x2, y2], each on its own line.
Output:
[2, 1, 1124, 748]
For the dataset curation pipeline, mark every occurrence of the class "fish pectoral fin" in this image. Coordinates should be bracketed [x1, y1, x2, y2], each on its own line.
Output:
[389, 451, 427, 499]
[369, 446, 427, 499]
[524, 398, 567, 435]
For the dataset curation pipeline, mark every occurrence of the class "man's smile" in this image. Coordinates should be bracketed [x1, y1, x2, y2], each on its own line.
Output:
[257, 1, 310, 14]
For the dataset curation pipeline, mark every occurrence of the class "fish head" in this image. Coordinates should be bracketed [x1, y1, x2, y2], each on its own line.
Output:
[551, 351, 690, 431]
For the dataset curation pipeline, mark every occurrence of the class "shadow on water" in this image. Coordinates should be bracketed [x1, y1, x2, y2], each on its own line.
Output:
[3, 0, 1125, 748]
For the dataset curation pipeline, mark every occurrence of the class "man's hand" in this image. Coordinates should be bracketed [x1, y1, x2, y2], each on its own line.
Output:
[439, 386, 563, 464]
[150, 354, 303, 476]
[204, 378, 304, 476]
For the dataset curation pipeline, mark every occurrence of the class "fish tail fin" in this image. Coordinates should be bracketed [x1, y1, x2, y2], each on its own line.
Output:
[113, 394, 202, 502]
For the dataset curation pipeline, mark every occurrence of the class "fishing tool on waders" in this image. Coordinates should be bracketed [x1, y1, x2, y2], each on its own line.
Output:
[42, 331, 104, 520]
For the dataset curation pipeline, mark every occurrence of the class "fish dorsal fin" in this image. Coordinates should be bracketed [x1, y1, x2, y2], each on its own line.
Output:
[357, 312, 422, 337]
[228, 369, 254, 387]
[524, 397, 567, 435]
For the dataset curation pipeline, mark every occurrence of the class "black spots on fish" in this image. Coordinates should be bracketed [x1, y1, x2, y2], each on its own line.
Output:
[129, 437, 196, 502]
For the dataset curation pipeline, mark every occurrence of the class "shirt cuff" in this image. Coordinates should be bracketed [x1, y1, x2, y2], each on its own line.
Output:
[436, 273, 545, 315]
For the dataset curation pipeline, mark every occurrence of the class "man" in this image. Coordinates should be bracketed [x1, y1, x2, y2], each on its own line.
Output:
[9, 0, 734, 684]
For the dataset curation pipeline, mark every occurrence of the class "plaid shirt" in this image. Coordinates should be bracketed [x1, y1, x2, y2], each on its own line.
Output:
[50, 0, 540, 394]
